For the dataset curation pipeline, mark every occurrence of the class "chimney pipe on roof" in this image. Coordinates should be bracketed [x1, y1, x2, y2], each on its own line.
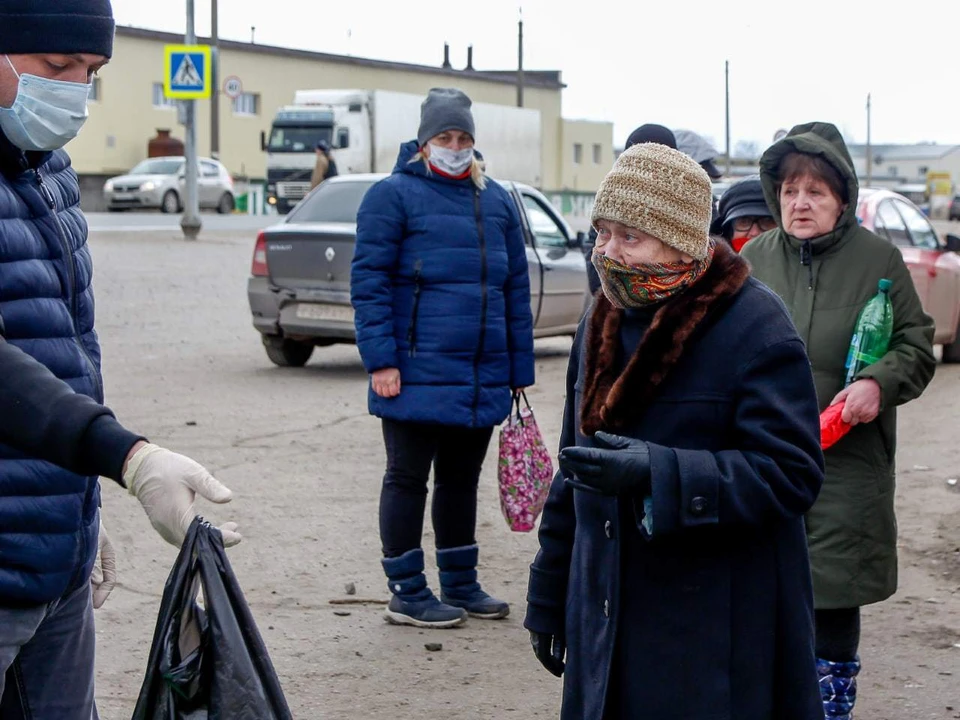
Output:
[466, 45, 474, 71]
[442, 43, 452, 69]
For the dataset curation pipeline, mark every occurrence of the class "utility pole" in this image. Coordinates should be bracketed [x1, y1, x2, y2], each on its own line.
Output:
[517, 8, 524, 108]
[210, 0, 219, 160]
[866, 93, 873, 187]
[724, 60, 731, 176]
[180, 0, 201, 240]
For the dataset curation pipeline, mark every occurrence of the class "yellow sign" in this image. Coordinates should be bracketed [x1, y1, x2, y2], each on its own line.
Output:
[163, 44, 211, 100]
[926, 171, 952, 197]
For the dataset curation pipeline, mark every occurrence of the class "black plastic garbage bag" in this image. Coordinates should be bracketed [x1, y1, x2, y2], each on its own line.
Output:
[132, 517, 292, 720]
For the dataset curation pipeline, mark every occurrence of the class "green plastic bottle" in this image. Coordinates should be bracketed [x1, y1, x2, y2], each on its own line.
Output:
[844, 279, 894, 387]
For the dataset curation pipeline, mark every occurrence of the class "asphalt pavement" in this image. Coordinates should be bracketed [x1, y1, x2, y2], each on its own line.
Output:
[87, 226, 960, 719]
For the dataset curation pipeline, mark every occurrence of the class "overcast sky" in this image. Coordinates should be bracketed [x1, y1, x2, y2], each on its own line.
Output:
[113, 0, 958, 151]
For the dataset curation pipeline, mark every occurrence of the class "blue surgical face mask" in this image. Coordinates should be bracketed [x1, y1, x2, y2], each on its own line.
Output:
[0, 55, 91, 152]
[428, 143, 474, 176]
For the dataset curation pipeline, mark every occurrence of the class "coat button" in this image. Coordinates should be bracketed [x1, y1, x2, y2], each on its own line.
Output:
[690, 496, 708, 515]
[603, 599, 610, 617]
[604, 520, 613, 539]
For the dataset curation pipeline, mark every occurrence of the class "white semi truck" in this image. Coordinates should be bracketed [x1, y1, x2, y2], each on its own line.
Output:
[262, 89, 542, 214]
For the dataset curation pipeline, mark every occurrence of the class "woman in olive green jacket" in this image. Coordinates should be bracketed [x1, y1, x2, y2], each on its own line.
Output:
[742, 121, 936, 720]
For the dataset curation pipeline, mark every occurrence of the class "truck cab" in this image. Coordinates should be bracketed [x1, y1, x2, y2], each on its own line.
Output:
[263, 106, 336, 214]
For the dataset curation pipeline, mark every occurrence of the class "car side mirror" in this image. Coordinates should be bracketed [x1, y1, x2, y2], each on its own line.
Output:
[336, 128, 350, 149]
[568, 231, 586, 249]
[260, 131, 267, 152]
[945, 233, 960, 253]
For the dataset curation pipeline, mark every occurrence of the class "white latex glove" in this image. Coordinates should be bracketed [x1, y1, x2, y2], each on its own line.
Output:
[123, 443, 242, 548]
[91, 519, 117, 609]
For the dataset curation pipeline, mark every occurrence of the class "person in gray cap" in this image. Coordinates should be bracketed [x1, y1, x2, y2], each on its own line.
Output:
[713, 175, 776, 252]
[0, 2, 240, 713]
[352, 88, 534, 629]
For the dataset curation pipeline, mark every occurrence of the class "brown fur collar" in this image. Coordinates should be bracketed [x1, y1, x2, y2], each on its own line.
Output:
[580, 241, 751, 436]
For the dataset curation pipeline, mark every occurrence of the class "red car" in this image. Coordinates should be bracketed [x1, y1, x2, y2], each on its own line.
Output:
[857, 188, 960, 362]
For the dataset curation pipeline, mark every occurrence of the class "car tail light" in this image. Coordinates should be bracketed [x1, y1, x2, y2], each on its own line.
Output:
[251, 231, 269, 277]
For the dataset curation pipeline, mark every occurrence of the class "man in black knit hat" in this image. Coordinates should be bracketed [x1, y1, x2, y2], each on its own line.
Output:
[0, 3, 240, 714]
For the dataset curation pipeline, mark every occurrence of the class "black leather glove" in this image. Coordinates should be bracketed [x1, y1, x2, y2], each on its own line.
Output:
[530, 631, 565, 677]
[559, 431, 651, 496]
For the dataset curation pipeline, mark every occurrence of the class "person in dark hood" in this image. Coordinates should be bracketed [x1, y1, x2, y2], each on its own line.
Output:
[525, 142, 826, 720]
[712, 175, 776, 252]
[583, 124, 677, 295]
[742, 122, 936, 720]
[351, 88, 534, 629]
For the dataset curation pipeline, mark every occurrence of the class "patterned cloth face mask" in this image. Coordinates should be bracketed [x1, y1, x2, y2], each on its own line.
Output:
[592, 241, 715, 308]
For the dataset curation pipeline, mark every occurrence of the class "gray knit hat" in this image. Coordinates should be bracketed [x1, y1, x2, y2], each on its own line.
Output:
[592, 143, 713, 260]
[417, 88, 476, 146]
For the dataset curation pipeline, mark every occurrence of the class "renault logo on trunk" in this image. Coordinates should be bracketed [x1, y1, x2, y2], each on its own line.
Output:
[325, 247, 336, 262]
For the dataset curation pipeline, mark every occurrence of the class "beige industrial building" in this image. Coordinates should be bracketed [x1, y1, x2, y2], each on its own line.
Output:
[72, 26, 612, 210]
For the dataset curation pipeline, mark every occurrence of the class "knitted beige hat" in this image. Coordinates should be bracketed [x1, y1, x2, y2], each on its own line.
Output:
[591, 143, 713, 260]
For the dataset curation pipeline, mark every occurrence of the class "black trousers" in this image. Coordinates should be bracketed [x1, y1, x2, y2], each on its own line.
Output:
[815, 607, 861, 662]
[379, 419, 494, 558]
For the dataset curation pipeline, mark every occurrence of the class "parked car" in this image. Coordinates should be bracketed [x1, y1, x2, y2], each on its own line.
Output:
[857, 187, 960, 361]
[949, 194, 960, 221]
[247, 175, 589, 367]
[103, 156, 235, 214]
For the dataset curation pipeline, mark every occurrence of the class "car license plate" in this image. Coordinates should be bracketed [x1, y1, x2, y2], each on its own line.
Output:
[113, 193, 134, 200]
[295, 303, 353, 322]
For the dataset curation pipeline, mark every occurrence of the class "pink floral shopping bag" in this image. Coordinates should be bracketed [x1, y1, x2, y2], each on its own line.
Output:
[497, 391, 554, 532]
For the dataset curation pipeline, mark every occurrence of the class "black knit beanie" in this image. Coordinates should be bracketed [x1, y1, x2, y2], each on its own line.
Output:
[0, 0, 115, 59]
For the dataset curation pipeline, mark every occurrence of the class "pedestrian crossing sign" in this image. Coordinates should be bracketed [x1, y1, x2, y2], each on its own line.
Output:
[164, 44, 211, 99]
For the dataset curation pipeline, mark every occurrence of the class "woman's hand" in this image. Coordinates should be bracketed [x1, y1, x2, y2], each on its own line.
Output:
[371, 368, 401, 398]
[831, 379, 881, 425]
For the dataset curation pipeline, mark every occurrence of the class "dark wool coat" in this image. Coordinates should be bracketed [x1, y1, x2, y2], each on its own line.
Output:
[525, 243, 826, 719]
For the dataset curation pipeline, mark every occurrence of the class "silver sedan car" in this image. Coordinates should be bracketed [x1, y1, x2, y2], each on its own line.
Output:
[247, 175, 590, 366]
[103, 156, 235, 213]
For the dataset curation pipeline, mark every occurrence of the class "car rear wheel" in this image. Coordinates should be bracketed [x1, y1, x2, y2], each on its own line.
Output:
[942, 317, 960, 363]
[161, 190, 180, 214]
[217, 193, 235, 214]
[263, 337, 314, 367]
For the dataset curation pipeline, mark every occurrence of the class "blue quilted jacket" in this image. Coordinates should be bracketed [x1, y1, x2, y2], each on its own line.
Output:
[0, 132, 102, 606]
[351, 141, 535, 427]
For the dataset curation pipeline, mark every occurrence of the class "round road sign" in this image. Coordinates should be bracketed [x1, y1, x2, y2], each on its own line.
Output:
[223, 75, 243, 99]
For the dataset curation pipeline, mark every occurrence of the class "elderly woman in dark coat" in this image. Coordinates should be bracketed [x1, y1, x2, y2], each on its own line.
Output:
[524, 143, 826, 719]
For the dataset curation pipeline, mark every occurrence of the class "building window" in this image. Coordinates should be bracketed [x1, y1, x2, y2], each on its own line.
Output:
[232, 92, 260, 116]
[88, 77, 101, 102]
[573, 143, 583, 165]
[592, 143, 602, 164]
[152, 82, 175, 109]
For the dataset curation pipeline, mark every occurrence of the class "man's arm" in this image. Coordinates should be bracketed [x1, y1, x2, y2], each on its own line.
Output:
[0, 337, 143, 483]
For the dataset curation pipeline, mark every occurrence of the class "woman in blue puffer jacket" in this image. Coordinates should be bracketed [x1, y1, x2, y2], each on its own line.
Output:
[351, 88, 535, 629]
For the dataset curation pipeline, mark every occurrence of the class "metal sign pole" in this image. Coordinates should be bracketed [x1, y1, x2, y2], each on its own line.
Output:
[180, 0, 202, 240]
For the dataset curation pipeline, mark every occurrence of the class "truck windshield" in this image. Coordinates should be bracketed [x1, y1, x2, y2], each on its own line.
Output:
[267, 127, 333, 153]
[287, 181, 376, 224]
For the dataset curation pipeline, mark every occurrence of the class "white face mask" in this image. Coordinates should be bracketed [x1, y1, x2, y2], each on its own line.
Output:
[0, 55, 91, 152]
[428, 143, 474, 176]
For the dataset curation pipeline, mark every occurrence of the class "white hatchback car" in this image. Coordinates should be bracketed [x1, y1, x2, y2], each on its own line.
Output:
[103, 156, 235, 214]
